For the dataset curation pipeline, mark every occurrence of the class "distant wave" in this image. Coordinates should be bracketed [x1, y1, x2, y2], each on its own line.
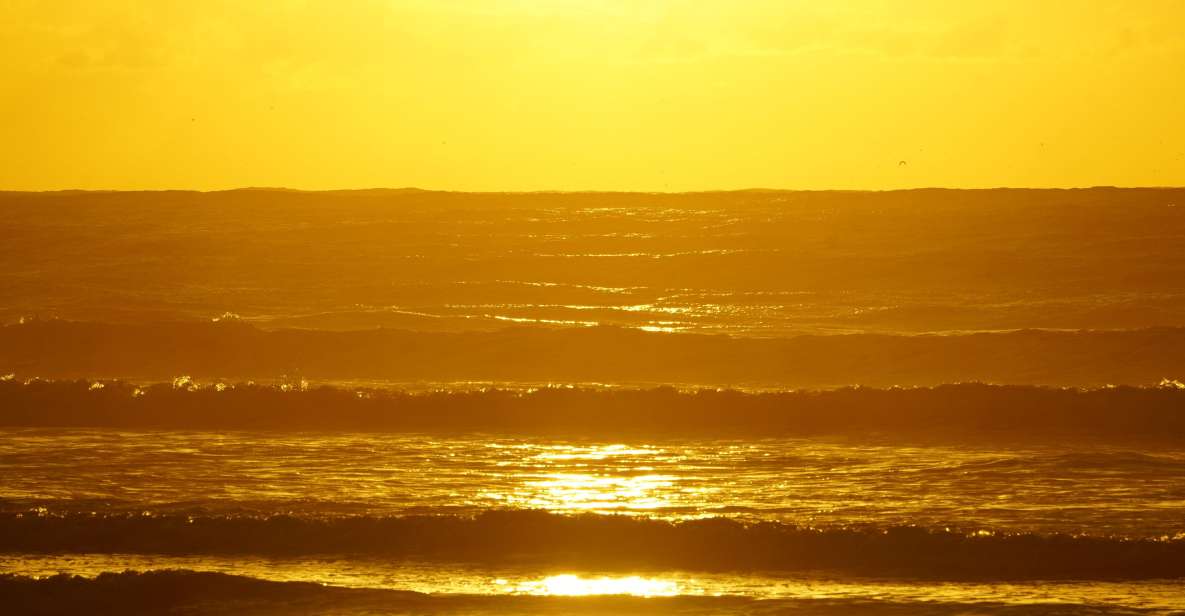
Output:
[2, 510, 1183, 581]
[3, 379, 1185, 440]
[8, 320, 1185, 388]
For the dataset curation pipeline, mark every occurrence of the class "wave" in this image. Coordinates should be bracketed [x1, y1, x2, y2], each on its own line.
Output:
[3, 379, 1185, 440]
[8, 320, 1185, 389]
[3, 510, 1183, 581]
[0, 570, 432, 616]
[10, 570, 1163, 616]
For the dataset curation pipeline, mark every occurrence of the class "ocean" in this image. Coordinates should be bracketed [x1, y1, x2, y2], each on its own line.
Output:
[3, 188, 1185, 613]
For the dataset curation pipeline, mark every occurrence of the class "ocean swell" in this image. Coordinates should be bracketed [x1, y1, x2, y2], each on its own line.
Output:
[2, 379, 1185, 440]
[2, 510, 1182, 581]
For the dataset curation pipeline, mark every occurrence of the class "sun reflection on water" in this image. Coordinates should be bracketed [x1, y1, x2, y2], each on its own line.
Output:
[522, 473, 677, 511]
[532, 444, 660, 460]
[509, 574, 681, 597]
[481, 443, 690, 513]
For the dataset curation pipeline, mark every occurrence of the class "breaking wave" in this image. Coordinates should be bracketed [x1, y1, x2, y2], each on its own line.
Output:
[3, 379, 1185, 440]
[8, 320, 1185, 389]
[3, 510, 1183, 581]
[10, 569, 1175, 616]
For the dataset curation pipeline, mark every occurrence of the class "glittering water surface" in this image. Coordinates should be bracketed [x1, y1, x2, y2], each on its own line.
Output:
[2, 429, 1183, 537]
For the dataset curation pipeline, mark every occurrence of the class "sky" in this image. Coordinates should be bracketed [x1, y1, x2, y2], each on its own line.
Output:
[1, 0, 1183, 191]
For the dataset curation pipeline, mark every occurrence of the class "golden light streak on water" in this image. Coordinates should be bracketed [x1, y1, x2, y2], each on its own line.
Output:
[508, 574, 681, 597]
[481, 443, 686, 513]
[520, 473, 678, 511]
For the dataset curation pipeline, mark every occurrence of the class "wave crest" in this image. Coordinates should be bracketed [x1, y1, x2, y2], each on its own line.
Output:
[3, 510, 1183, 580]
[3, 379, 1185, 440]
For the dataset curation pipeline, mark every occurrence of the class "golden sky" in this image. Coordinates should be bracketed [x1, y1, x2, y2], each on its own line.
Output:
[2, 0, 1183, 191]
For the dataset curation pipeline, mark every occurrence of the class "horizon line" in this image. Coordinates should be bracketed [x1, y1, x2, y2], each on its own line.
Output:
[2, 185, 1184, 196]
